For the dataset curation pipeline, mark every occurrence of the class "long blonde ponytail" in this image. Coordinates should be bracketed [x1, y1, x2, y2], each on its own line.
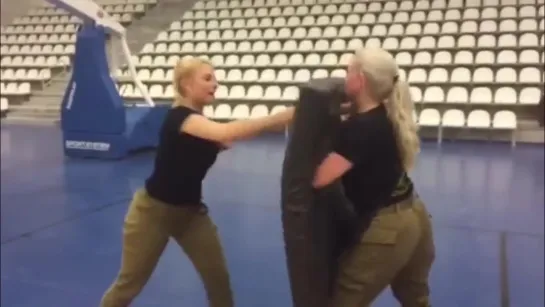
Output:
[384, 80, 420, 171]
[353, 48, 420, 171]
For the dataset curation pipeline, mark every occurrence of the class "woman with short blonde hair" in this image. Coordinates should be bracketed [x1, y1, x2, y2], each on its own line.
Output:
[312, 48, 435, 307]
[101, 56, 295, 307]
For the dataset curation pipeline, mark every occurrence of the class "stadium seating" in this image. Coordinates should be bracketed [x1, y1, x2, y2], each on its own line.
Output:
[1, 0, 542, 143]
[114, 0, 544, 143]
[0, 0, 157, 111]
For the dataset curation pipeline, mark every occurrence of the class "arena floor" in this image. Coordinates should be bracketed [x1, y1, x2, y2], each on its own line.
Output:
[1, 123, 543, 307]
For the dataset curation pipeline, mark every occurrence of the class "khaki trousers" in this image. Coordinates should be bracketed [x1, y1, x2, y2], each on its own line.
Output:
[100, 189, 233, 307]
[330, 196, 435, 307]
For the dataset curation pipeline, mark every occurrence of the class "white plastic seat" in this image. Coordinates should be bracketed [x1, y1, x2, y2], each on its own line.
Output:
[330, 69, 346, 78]
[231, 104, 250, 119]
[519, 50, 540, 64]
[250, 104, 269, 118]
[494, 87, 517, 104]
[441, 109, 465, 127]
[214, 104, 232, 119]
[228, 85, 246, 100]
[467, 110, 491, 128]
[282, 40, 298, 52]
[454, 50, 473, 64]
[271, 105, 287, 115]
[321, 53, 338, 66]
[408, 69, 427, 83]
[413, 52, 431, 65]
[519, 87, 541, 105]
[254, 54, 270, 66]
[446, 87, 468, 104]
[396, 52, 412, 65]
[339, 53, 352, 65]
[203, 106, 214, 118]
[164, 85, 174, 99]
[226, 69, 242, 82]
[239, 55, 255, 66]
[419, 108, 441, 127]
[149, 85, 164, 98]
[215, 86, 229, 100]
[293, 69, 311, 83]
[423, 87, 444, 103]
[2, 69, 15, 80]
[0, 97, 8, 111]
[264, 86, 282, 100]
[519, 67, 540, 83]
[260, 69, 276, 82]
[470, 87, 493, 104]
[152, 56, 166, 67]
[149, 69, 165, 82]
[497, 50, 517, 64]
[213, 69, 225, 82]
[473, 67, 494, 83]
[242, 69, 259, 82]
[400, 37, 417, 49]
[127, 85, 142, 99]
[410, 87, 422, 103]
[282, 86, 299, 101]
[136, 69, 150, 81]
[475, 51, 495, 64]
[246, 85, 264, 100]
[496, 68, 517, 83]
[312, 69, 329, 79]
[276, 69, 293, 82]
[492, 111, 517, 130]
[17, 83, 31, 95]
[304, 54, 320, 66]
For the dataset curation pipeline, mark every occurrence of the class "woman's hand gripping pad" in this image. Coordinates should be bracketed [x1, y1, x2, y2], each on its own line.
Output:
[281, 77, 357, 307]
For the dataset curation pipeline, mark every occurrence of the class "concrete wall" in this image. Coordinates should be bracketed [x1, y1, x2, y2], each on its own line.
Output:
[1, 0, 44, 25]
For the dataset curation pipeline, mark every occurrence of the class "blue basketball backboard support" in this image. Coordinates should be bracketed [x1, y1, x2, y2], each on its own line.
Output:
[61, 22, 167, 159]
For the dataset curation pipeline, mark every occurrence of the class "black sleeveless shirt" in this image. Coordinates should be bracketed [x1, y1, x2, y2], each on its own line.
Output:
[145, 106, 220, 206]
[332, 104, 414, 216]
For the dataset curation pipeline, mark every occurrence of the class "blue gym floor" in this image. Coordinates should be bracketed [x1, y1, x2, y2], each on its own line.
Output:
[1, 123, 543, 307]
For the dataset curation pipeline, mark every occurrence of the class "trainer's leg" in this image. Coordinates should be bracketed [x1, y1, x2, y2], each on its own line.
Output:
[330, 204, 421, 307]
[100, 190, 170, 307]
[170, 207, 233, 307]
[391, 199, 435, 307]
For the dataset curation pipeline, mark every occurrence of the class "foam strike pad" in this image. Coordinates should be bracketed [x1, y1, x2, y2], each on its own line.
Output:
[281, 77, 358, 307]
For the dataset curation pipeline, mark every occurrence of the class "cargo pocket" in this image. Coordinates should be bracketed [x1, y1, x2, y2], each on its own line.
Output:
[335, 226, 400, 292]
[358, 226, 400, 262]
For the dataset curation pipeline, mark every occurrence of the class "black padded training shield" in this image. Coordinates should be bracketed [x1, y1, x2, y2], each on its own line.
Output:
[281, 77, 358, 307]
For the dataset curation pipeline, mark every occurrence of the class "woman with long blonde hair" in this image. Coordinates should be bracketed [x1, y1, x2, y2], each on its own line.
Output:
[100, 56, 294, 307]
[312, 47, 435, 307]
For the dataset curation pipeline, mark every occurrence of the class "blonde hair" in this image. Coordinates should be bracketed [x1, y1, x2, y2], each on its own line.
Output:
[172, 55, 213, 105]
[353, 47, 420, 171]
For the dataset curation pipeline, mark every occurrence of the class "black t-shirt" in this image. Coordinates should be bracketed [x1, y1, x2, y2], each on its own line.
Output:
[145, 106, 220, 206]
[333, 104, 414, 216]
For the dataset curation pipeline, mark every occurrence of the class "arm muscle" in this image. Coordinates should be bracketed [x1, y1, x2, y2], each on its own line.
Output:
[180, 108, 294, 143]
[312, 153, 353, 188]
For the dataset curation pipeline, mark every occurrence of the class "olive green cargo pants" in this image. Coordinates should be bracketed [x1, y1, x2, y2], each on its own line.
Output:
[330, 196, 435, 307]
[100, 189, 233, 307]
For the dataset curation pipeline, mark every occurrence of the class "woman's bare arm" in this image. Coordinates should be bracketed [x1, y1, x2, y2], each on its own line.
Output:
[180, 107, 295, 143]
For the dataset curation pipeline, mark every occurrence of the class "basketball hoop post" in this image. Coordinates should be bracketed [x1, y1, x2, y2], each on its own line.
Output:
[45, 0, 168, 160]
